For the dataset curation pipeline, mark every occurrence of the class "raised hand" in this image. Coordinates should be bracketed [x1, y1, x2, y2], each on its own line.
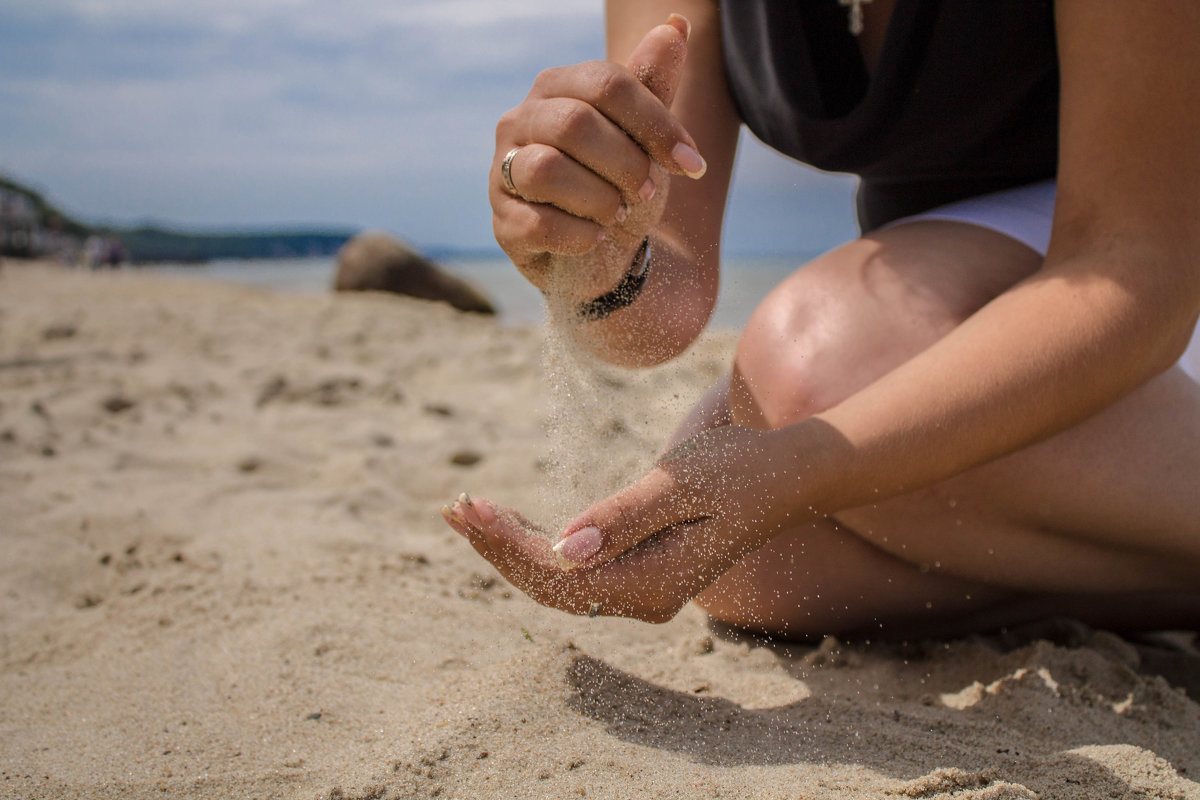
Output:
[490, 15, 707, 303]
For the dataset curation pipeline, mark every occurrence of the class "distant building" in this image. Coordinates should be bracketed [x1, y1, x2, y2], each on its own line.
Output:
[0, 181, 83, 260]
[0, 184, 41, 257]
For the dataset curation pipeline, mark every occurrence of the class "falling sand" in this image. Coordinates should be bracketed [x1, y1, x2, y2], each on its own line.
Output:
[535, 265, 675, 534]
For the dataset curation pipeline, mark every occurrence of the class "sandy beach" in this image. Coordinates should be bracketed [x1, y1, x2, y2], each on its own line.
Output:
[1, 260, 1197, 800]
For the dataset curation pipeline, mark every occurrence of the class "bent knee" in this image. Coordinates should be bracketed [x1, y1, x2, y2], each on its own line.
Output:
[729, 234, 1021, 430]
[731, 319, 830, 429]
[729, 260, 881, 428]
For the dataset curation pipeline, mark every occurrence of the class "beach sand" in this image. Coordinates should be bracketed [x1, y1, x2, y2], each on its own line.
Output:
[1, 261, 1197, 800]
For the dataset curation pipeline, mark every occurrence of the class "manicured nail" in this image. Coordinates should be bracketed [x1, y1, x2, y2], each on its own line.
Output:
[672, 142, 706, 179]
[441, 505, 466, 527]
[615, 202, 628, 224]
[552, 526, 603, 570]
[457, 500, 483, 528]
[638, 177, 656, 202]
[667, 14, 691, 41]
[458, 492, 473, 506]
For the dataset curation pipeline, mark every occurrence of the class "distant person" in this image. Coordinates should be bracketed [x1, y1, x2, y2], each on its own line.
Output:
[444, 3, 1200, 638]
[102, 236, 126, 269]
[83, 235, 104, 270]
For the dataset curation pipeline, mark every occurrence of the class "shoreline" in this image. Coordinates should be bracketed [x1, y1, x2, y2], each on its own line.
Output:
[73, 253, 821, 334]
[1, 260, 1197, 799]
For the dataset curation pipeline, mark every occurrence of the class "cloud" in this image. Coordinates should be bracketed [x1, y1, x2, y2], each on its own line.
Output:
[0, 1, 603, 241]
[0, 0, 857, 251]
[7, 0, 596, 31]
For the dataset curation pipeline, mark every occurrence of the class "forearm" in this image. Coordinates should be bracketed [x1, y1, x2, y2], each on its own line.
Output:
[557, 0, 734, 367]
[795, 252, 1199, 515]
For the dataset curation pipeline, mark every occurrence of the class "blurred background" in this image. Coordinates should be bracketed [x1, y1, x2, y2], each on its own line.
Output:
[0, 0, 860, 322]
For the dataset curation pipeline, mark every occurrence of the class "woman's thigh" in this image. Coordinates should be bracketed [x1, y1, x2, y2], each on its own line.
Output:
[837, 365, 1200, 593]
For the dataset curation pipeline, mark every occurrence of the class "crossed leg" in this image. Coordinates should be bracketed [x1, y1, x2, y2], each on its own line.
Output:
[690, 221, 1200, 639]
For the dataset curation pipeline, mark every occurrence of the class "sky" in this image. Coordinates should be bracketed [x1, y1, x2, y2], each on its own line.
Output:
[0, 0, 859, 254]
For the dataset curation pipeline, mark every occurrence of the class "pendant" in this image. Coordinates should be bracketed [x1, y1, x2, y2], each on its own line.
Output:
[839, 0, 873, 36]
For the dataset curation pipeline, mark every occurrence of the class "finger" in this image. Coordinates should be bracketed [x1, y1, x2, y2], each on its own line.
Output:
[455, 493, 485, 529]
[472, 499, 563, 581]
[440, 504, 470, 537]
[492, 189, 606, 263]
[530, 60, 704, 179]
[624, 17, 706, 179]
[501, 142, 627, 225]
[625, 15, 689, 108]
[522, 98, 654, 201]
[441, 500, 495, 564]
[469, 499, 596, 614]
[551, 467, 710, 571]
[443, 496, 561, 607]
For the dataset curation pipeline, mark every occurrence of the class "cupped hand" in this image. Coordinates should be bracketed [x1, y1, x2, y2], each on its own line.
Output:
[490, 15, 707, 301]
[441, 424, 812, 622]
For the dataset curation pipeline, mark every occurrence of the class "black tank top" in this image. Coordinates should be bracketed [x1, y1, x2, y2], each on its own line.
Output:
[720, 0, 1059, 230]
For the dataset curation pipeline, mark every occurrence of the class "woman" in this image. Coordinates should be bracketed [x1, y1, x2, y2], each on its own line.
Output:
[442, 1, 1200, 639]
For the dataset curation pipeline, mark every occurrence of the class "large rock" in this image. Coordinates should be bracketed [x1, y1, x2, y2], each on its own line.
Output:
[334, 232, 495, 314]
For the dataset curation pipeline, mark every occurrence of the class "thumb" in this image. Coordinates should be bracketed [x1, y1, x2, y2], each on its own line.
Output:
[551, 467, 707, 571]
[625, 14, 691, 109]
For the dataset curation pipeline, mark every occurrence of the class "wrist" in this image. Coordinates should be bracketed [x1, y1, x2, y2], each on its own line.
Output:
[763, 419, 848, 525]
[577, 236, 651, 322]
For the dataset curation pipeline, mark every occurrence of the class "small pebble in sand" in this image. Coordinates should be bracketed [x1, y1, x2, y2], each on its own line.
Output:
[101, 395, 135, 414]
[41, 323, 78, 340]
[237, 456, 264, 473]
[449, 449, 483, 467]
[255, 375, 289, 407]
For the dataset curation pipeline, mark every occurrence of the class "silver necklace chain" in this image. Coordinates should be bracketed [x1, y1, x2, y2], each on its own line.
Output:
[839, 0, 873, 36]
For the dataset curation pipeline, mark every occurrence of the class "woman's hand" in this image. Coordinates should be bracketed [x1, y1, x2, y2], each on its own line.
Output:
[441, 424, 817, 622]
[490, 15, 707, 304]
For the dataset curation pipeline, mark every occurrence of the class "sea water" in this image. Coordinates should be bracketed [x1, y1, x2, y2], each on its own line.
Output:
[146, 252, 821, 332]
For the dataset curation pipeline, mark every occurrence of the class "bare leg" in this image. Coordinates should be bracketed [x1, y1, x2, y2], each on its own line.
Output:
[691, 220, 1200, 638]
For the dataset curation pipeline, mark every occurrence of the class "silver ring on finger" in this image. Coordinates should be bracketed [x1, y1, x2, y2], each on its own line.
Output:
[501, 147, 523, 197]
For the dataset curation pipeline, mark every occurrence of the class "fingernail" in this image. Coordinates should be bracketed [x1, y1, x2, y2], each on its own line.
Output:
[638, 177, 656, 202]
[615, 202, 628, 224]
[552, 526, 603, 570]
[667, 14, 691, 41]
[672, 142, 706, 179]
[441, 504, 466, 527]
[458, 492, 473, 506]
[458, 500, 483, 528]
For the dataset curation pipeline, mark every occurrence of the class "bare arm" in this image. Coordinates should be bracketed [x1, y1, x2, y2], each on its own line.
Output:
[804, 0, 1200, 508]
[489, 1, 741, 367]
[584, 0, 741, 365]
[534, 0, 1200, 616]
[451, 1, 1200, 625]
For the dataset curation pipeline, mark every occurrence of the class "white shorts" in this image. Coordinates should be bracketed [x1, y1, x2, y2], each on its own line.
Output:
[887, 180, 1200, 382]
